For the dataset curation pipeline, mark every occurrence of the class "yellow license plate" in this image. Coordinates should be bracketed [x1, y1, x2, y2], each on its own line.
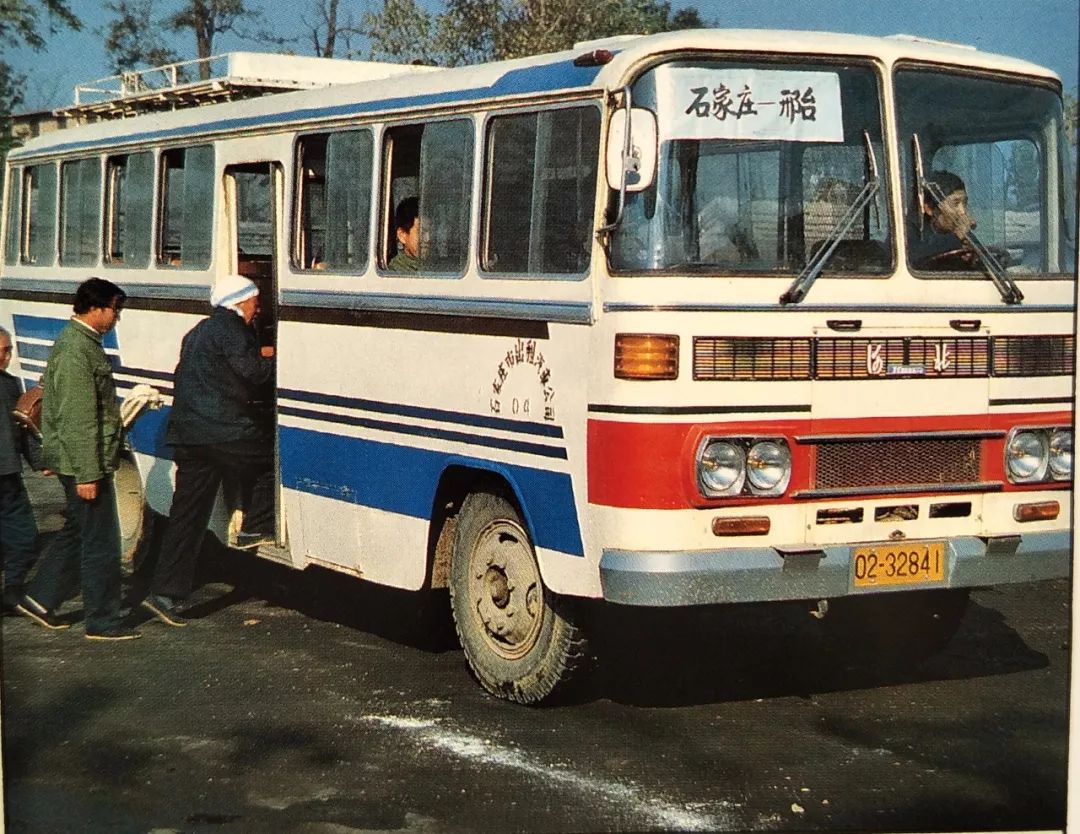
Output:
[852, 541, 946, 589]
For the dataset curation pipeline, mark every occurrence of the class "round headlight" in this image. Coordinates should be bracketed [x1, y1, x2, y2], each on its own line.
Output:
[699, 440, 745, 495]
[1049, 428, 1072, 480]
[1006, 430, 1049, 482]
[746, 440, 792, 494]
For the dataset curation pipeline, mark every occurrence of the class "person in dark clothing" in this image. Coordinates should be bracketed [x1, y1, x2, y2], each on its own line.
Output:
[909, 170, 978, 270]
[141, 274, 275, 627]
[16, 278, 138, 640]
[0, 326, 40, 612]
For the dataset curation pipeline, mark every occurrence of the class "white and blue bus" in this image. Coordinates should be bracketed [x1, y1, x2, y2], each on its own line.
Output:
[2, 31, 1075, 702]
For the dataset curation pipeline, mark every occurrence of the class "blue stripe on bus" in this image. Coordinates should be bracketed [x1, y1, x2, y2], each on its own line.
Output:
[12, 314, 119, 348]
[279, 425, 584, 556]
[279, 404, 566, 459]
[125, 406, 174, 461]
[15, 339, 122, 371]
[279, 387, 564, 439]
[10, 59, 606, 160]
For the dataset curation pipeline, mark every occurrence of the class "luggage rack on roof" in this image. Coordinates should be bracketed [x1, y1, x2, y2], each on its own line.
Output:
[57, 51, 437, 120]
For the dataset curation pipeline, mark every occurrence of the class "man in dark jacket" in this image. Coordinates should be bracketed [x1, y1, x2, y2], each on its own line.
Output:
[16, 278, 137, 640]
[141, 274, 275, 626]
[0, 326, 39, 611]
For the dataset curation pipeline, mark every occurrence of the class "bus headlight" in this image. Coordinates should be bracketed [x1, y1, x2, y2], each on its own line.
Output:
[1048, 428, 1072, 480]
[698, 440, 745, 496]
[746, 440, 792, 495]
[1006, 429, 1049, 483]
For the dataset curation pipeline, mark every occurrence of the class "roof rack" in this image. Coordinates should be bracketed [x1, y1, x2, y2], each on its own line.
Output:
[57, 51, 437, 120]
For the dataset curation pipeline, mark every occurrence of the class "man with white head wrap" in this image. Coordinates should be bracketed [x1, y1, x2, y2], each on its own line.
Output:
[141, 274, 275, 627]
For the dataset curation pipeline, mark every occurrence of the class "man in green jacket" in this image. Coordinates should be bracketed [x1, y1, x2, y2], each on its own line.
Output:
[17, 278, 139, 640]
[388, 196, 422, 272]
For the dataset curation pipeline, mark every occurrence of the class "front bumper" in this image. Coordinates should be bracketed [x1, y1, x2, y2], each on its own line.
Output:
[599, 531, 1071, 607]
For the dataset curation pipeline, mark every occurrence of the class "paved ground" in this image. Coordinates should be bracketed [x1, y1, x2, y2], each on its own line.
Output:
[0, 471, 1071, 833]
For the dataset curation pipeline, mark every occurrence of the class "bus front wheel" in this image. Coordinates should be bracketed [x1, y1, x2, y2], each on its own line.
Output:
[449, 490, 590, 704]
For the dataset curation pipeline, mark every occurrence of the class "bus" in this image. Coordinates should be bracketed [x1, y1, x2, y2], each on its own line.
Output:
[1, 31, 1074, 703]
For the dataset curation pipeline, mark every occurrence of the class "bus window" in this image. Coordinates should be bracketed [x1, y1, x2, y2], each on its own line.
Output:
[22, 163, 58, 267]
[295, 129, 373, 272]
[3, 168, 20, 266]
[383, 119, 473, 274]
[105, 152, 154, 267]
[896, 68, 1075, 276]
[482, 106, 600, 276]
[609, 60, 889, 275]
[158, 145, 215, 269]
[60, 157, 102, 266]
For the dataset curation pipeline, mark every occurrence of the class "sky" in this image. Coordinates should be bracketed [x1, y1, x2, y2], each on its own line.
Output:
[6, 0, 1079, 111]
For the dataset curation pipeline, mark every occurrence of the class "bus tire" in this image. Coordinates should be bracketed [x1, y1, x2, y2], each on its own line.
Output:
[449, 490, 590, 704]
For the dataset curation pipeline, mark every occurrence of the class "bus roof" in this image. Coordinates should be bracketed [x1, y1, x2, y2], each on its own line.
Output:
[8, 28, 1059, 162]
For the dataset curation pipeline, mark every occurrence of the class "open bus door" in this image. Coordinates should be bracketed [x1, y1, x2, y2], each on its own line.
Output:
[223, 162, 284, 553]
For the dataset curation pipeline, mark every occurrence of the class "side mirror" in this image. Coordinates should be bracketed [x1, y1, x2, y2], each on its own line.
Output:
[606, 107, 657, 193]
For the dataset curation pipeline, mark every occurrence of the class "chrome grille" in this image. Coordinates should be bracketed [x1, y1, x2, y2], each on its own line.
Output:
[907, 337, 990, 377]
[693, 337, 812, 380]
[816, 338, 905, 379]
[993, 335, 1075, 377]
[815, 438, 982, 491]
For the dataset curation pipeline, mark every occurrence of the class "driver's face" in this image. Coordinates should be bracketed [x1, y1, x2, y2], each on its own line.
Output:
[931, 189, 975, 238]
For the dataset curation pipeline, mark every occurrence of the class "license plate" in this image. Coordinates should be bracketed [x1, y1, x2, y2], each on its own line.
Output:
[852, 541, 946, 589]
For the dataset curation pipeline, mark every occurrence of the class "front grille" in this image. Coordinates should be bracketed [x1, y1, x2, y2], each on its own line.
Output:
[993, 335, 1075, 377]
[693, 337, 812, 380]
[815, 438, 982, 491]
[816, 338, 906, 379]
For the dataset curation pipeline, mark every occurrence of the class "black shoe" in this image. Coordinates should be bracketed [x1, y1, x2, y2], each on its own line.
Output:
[15, 594, 71, 630]
[235, 532, 274, 550]
[85, 625, 141, 641]
[140, 594, 188, 627]
[3, 584, 24, 614]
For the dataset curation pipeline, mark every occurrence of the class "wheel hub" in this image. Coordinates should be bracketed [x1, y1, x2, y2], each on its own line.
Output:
[470, 521, 543, 660]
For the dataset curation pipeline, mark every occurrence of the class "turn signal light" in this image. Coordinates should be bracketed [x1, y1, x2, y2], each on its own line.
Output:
[614, 333, 678, 380]
[712, 516, 771, 536]
[1013, 501, 1059, 522]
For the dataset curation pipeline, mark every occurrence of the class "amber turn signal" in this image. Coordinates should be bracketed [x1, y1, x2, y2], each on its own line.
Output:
[712, 516, 771, 536]
[614, 333, 679, 380]
[1013, 501, 1059, 522]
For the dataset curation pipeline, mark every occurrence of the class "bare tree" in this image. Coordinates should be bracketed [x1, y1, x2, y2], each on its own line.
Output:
[102, 0, 180, 73]
[167, 0, 258, 77]
[307, 0, 365, 58]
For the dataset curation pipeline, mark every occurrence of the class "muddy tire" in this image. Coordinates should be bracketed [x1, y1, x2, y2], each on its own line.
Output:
[449, 490, 591, 704]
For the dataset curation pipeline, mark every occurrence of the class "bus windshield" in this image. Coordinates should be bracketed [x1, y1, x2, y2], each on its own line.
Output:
[610, 59, 892, 275]
[896, 67, 1077, 278]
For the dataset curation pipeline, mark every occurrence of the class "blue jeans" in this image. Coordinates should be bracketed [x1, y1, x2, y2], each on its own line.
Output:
[28, 474, 124, 632]
[0, 472, 39, 587]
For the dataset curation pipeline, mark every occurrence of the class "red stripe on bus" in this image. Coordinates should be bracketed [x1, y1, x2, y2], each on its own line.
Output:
[587, 411, 1072, 509]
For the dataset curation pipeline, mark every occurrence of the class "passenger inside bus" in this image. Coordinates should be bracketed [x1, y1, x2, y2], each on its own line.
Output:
[910, 170, 978, 269]
[389, 196, 421, 272]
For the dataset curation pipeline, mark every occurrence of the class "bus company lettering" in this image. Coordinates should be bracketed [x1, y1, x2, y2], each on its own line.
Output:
[490, 338, 556, 421]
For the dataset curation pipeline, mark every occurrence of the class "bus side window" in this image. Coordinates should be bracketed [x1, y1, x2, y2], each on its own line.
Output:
[21, 163, 58, 267]
[3, 167, 20, 266]
[105, 152, 154, 268]
[60, 157, 102, 266]
[482, 106, 600, 275]
[158, 145, 214, 269]
[382, 119, 473, 274]
[295, 129, 372, 273]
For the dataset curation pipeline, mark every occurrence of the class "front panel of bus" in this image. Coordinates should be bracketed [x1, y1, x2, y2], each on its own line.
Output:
[590, 52, 1075, 607]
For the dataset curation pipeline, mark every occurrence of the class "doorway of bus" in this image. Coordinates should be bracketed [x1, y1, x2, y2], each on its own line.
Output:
[224, 162, 282, 547]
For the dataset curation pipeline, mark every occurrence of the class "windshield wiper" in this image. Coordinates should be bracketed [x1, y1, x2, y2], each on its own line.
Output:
[913, 134, 1022, 305]
[780, 131, 880, 305]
